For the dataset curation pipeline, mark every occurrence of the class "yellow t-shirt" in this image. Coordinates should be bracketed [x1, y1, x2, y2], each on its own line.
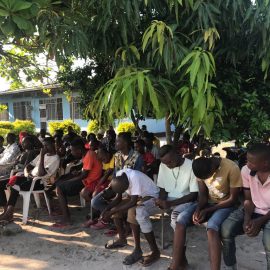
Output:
[153, 137, 160, 148]
[201, 158, 242, 203]
[102, 155, 115, 171]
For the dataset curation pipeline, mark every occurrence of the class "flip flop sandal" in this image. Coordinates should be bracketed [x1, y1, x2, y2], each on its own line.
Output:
[104, 229, 117, 237]
[104, 239, 127, 249]
[82, 219, 97, 228]
[123, 251, 143, 265]
[140, 253, 160, 267]
[91, 220, 109, 230]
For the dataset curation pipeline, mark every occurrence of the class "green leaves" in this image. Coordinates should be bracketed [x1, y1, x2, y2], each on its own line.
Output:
[0, 0, 32, 12]
[86, 67, 163, 124]
[262, 58, 269, 80]
[12, 15, 32, 30]
[204, 28, 220, 50]
[175, 47, 221, 137]
[0, 0, 35, 36]
[142, 20, 173, 56]
[115, 44, 141, 64]
[0, 9, 9, 16]
[176, 83, 221, 137]
[178, 47, 215, 92]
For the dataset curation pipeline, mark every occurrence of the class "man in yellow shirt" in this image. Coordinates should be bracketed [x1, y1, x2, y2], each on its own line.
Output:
[192, 157, 242, 270]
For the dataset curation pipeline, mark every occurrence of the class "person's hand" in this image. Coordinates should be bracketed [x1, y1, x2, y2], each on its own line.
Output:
[193, 209, 208, 224]
[92, 187, 100, 198]
[155, 199, 170, 209]
[243, 217, 252, 233]
[101, 210, 112, 220]
[192, 209, 200, 224]
[246, 218, 263, 237]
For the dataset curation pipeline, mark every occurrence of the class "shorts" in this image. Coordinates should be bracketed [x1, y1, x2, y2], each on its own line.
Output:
[112, 197, 159, 234]
[205, 206, 236, 232]
[171, 202, 197, 230]
[84, 180, 99, 193]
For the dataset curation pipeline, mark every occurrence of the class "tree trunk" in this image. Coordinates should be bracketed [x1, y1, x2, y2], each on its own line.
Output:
[165, 112, 172, 145]
[173, 125, 183, 147]
[130, 110, 141, 134]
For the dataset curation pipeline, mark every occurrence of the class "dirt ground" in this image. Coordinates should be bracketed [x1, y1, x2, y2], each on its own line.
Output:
[0, 195, 267, 270]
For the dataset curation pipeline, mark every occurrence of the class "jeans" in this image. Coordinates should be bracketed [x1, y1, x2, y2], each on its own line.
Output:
[170, 202, 197, 230]
[91, 191, 109, 212]
[206, 206, 235, 232]
[221, 208, 270, 269]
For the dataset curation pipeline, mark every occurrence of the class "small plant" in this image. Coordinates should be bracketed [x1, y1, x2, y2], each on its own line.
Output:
[0, 121, 14, 130]
[87, 120, 99, 134]
[0, 120, 36, 136]
[0, 128, 12, 138]
[116, 122, 135, 134]
[48, 119, 80, 135]
[13, 120, 35, 134]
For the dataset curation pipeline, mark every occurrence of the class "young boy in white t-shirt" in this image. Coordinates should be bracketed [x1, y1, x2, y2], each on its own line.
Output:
[156, 145, 198, 270]
[101, 168, 160, 267]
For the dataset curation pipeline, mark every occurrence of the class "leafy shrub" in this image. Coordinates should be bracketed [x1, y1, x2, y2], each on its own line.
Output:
[0, 128, 12, 138]
[87, 120, 99, 134]
[116, 122, 135, 134]
[13, 120, 35, 134]
[0, 121, 14, 130]
[48, 119, 80, 135]
[0, 120, 35, 137]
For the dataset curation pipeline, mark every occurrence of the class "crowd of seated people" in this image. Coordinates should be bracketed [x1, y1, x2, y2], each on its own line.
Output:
[0, 126, 270, 270]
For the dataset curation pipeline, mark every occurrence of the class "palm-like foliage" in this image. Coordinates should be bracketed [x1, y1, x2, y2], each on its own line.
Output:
[1, 0, 270, 141]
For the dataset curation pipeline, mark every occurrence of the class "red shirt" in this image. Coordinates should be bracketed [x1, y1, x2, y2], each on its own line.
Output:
[143, 152, 155, 165]
[82, 150, 102, 188]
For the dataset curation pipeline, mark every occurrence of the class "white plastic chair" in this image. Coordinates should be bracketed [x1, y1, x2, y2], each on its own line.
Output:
[12, 176, 51, 224]
[80, 193, 86, 207]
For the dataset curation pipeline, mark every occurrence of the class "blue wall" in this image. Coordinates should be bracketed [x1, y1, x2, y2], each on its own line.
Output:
[0, 92, 170, 134]
[0, 92, 88, 131]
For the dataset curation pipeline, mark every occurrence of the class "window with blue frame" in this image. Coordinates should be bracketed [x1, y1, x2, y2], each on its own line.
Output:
[13, 101, 32, 120]
[70, 97, 82, 120]
[0, 103, 9, 121]
[39, 98, 63, 120]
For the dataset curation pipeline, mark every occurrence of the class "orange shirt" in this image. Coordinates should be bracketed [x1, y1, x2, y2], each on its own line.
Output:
[82, 150, 102, 188]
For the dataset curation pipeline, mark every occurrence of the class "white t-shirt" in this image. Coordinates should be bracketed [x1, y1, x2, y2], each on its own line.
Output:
[30, 154, 60, 178]
[116, 168, 159, 198]
[157, 158, 198, 199]
[0, 143, 20, 165]
[151, 145, 160, 159]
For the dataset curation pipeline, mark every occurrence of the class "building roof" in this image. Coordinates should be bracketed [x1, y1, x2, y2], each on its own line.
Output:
[0, 84, 61, 97]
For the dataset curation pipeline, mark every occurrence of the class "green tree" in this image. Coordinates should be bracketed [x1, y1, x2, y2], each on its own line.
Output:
[2, 0, 270, 144]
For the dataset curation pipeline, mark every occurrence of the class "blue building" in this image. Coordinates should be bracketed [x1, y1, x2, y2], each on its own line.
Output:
[0, 84, 169, 133]
[0, 84, 88, 131]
